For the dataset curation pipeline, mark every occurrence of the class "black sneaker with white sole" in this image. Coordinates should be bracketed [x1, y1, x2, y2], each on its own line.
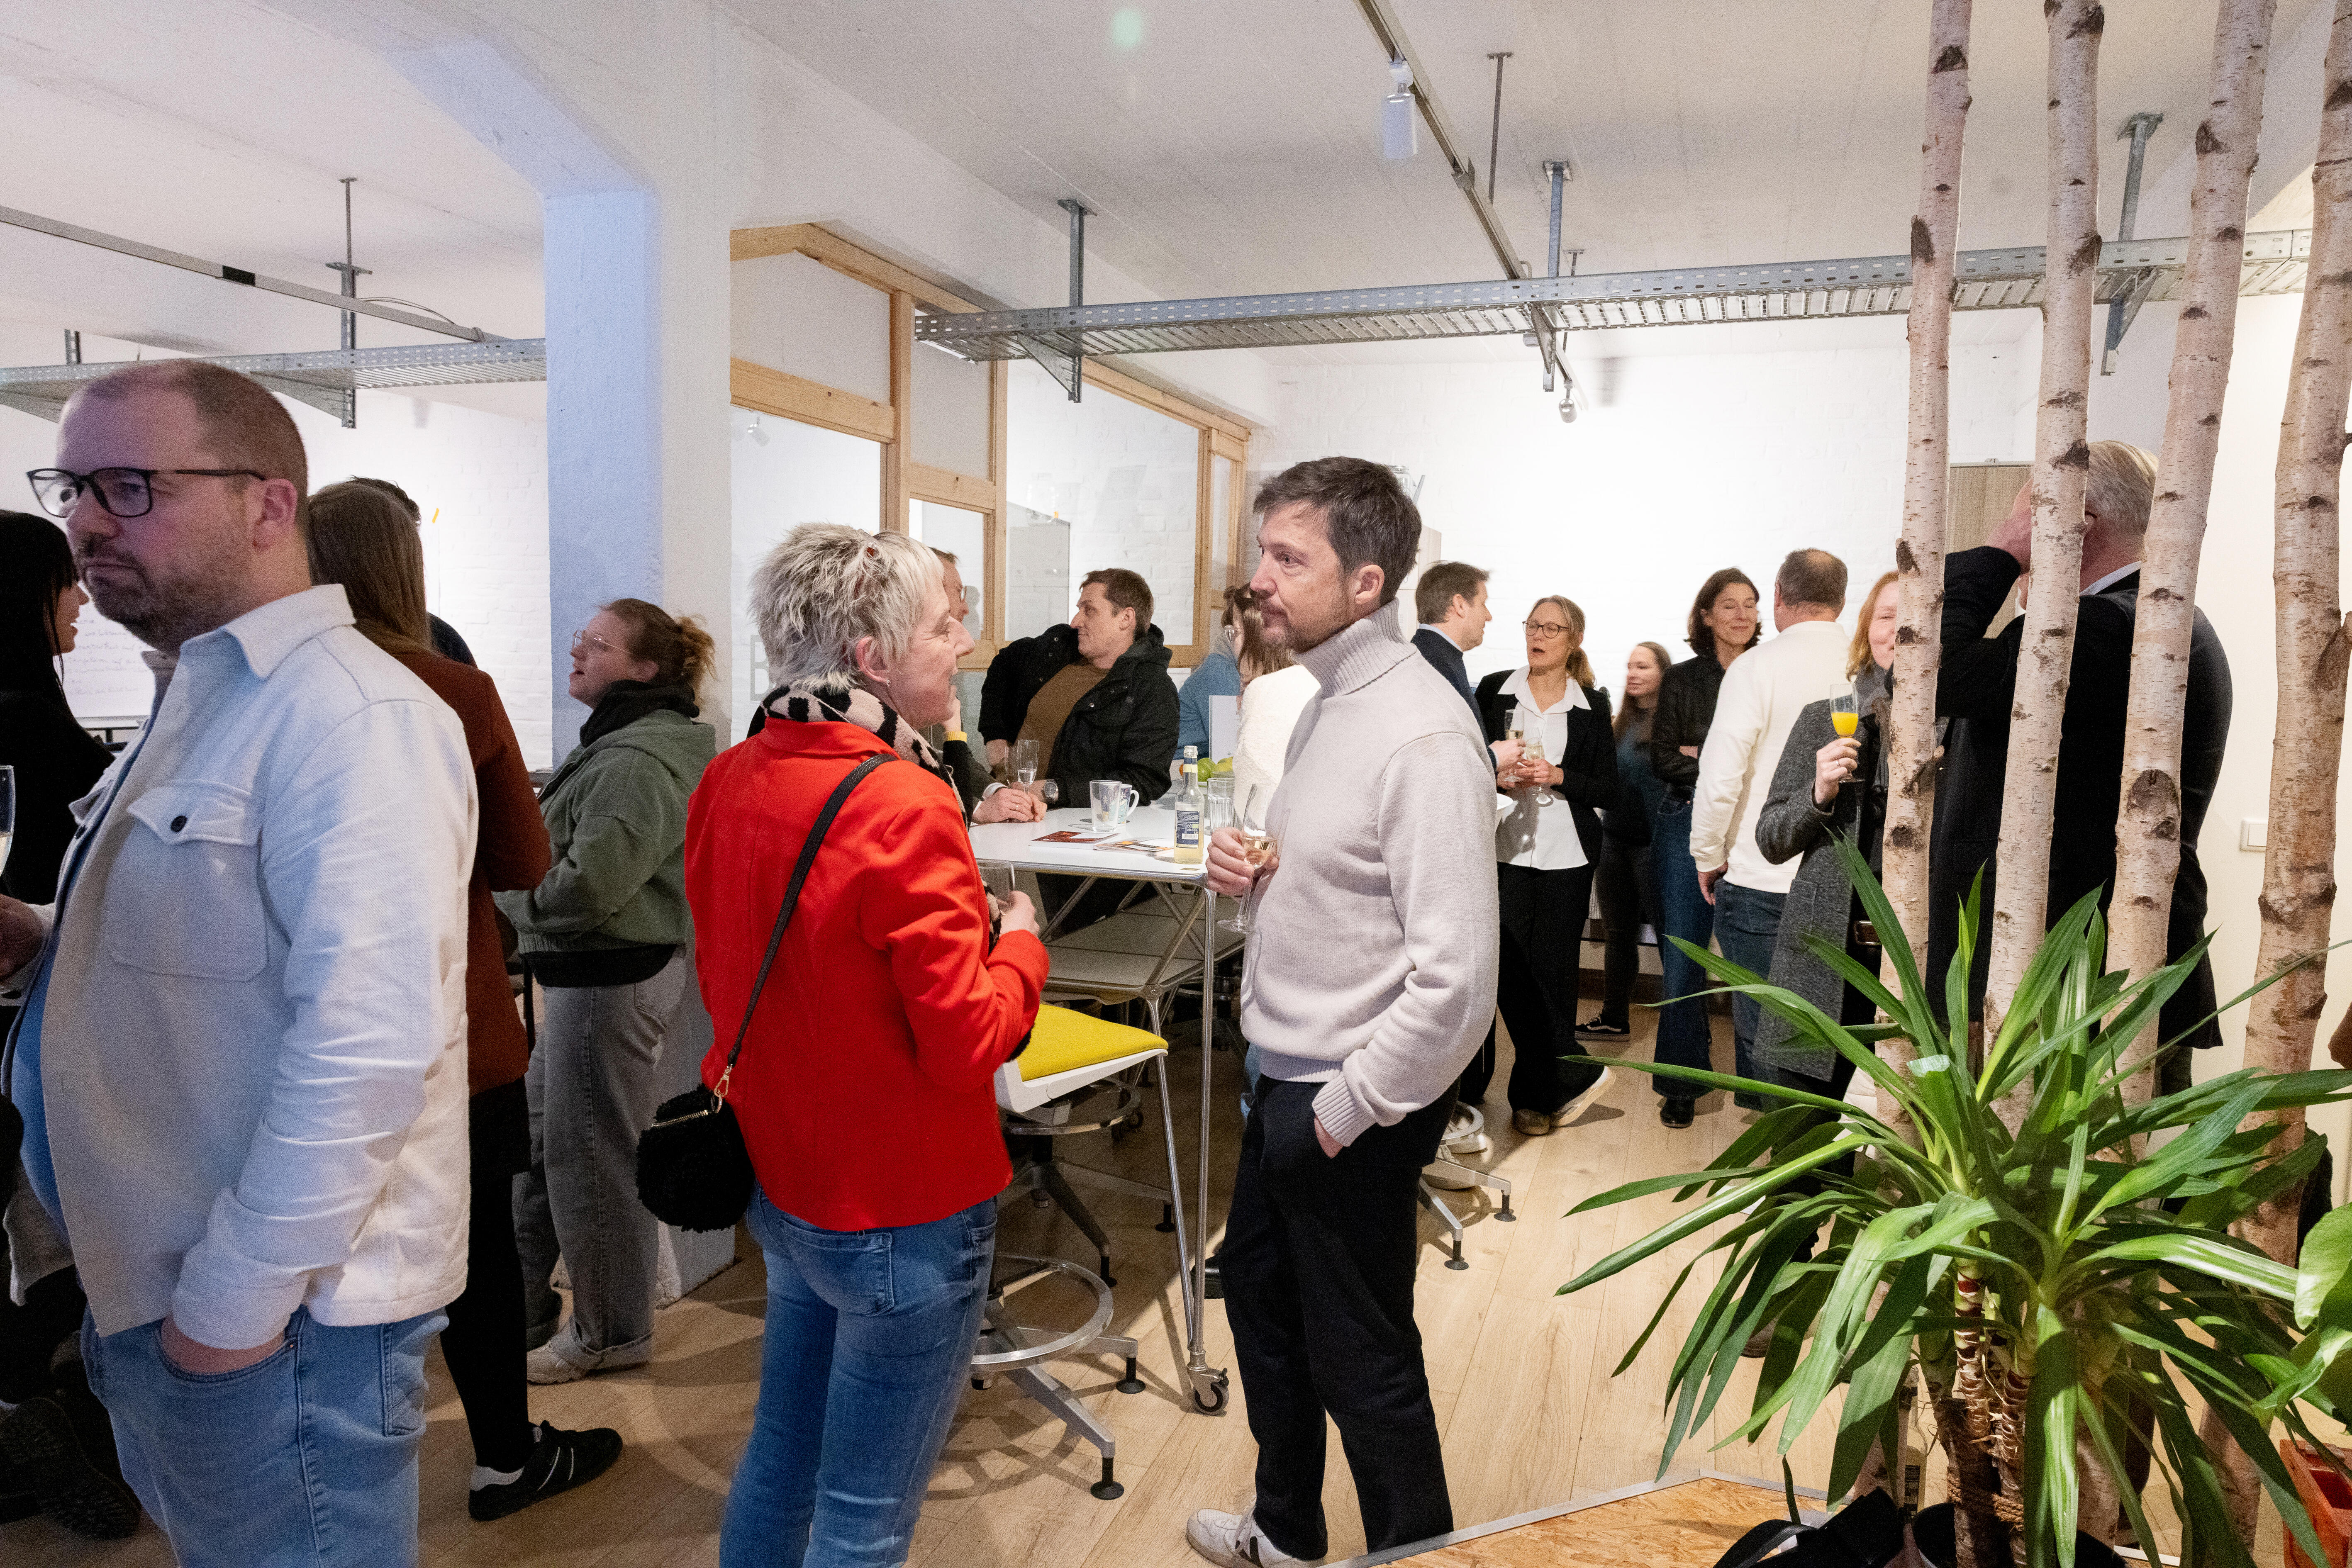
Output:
[1579, 1016, 1630, 1038]
[468, 1422, 624, 1522]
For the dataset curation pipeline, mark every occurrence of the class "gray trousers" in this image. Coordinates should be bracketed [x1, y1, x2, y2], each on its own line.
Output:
[514, 952, 688, 1359]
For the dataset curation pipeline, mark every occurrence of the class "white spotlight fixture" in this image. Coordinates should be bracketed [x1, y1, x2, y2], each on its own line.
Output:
[1383, 58, 1419, 160]
[749, 413, 770, 446]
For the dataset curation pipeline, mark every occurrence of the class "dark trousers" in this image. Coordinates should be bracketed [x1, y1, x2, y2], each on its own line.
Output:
[1594, 838, 1660, 1030]
[441, 1148, 534, 1472]
[1224, 1079, 1455, 1559]
[1650, 797, 1716, 1099]
[1462, 862, 1605, 1114]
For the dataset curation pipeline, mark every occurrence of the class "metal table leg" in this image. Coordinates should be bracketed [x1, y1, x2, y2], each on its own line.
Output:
[1185, 884, 1229, 1412]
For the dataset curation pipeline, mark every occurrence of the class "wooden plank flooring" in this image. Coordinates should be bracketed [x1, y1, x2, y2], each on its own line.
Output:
[3, 1011, 2297, 1566]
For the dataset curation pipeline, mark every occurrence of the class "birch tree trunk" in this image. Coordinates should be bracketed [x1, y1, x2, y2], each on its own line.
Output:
[2241, 0, 2352, 1268]
[1882, 0, 1972, 1131]
[2111, 0, 2277, 1108]
[2204, 6, 2352, 1545]
[1984, 0, 2103, 1084]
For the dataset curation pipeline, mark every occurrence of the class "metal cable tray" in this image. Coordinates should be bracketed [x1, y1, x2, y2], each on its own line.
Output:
[917, 231, 2311, 360]
[0, 338, 548, 424]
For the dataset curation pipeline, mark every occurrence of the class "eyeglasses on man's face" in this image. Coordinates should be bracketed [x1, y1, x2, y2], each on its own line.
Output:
[27, 467, 268, 521]
[1522, 621, 1573, 639]
[570, 629, 624, 657]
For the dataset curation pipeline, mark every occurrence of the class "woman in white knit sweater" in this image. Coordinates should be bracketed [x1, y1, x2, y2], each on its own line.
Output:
[1226, 588, 1315, 1112]
[1230, 589, 1316, 800]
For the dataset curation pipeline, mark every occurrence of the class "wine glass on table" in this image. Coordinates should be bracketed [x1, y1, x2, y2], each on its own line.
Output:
[1220, 785, 1274, 936]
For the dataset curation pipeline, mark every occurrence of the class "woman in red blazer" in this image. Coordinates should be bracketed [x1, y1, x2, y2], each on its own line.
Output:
[688, 526, 1048, 1567]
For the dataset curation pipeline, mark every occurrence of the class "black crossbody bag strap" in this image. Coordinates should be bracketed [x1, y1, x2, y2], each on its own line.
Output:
[711, 752, 892, 1100]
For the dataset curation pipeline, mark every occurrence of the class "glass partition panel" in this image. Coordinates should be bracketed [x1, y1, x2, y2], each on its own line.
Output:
[909, 499, 986, 638]
[1005, 361, 1199, 648]
[730, 406, 882, 740]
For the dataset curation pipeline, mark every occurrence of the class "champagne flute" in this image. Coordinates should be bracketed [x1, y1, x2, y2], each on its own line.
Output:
[977, 859, 1016, 935]
[1829, 691, 1860, 797]
[1013, 737, 1040, 789]
[1221, 785, 1275, 936]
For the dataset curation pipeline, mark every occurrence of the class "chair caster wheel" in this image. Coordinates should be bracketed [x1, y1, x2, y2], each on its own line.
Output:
[1116, 1356, 1144, 1395]
[1030, 1190, 1051, 1210]
[1190, 1374, 1229, 1414]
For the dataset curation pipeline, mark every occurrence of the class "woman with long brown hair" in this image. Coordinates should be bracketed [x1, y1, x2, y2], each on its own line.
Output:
[1468, 596, 1620, 1135]
[1583, 640, 1674, 1040]
[1646, 568, 1760, 1128]
[305, 481, 619, 1520]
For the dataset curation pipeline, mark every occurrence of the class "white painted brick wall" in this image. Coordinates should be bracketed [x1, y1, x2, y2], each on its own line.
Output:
[1250, 338, 2032, 693]
[0, 379, 553, 767]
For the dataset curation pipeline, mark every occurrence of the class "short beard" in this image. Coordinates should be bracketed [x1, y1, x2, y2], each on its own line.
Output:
[76, 508, 250, 651]
[1269, 577, 1360, 655]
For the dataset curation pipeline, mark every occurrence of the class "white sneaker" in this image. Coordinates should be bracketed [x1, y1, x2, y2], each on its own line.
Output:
[1548, 1066, 1616, 1130]
[1186, 1505, 1321, 1566]
[524, 1325, 652, 1385]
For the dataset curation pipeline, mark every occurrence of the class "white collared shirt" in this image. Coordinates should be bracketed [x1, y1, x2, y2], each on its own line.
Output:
[7, 585, 478, 1345]
[2083, 561, 2144, 597]
[1691, 620, 1852, 894]
[1416, 623, 1461, 648]
[1494, 666, 1590, 872]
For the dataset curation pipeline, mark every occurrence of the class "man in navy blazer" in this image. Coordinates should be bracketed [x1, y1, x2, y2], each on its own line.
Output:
[1409, 560, 1489, 716]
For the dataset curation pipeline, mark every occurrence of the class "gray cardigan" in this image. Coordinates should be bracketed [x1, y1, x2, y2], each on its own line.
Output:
[1750, 699, 1874, 1081]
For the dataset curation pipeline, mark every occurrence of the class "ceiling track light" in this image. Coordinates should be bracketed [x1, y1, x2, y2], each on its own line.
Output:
[1382, 58, 1418, 159]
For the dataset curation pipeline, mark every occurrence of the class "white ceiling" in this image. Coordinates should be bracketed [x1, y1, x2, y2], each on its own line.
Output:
[0, 0, 542, 362]
[734, 0, 2323, 297]
[0, 0, 2322, 387]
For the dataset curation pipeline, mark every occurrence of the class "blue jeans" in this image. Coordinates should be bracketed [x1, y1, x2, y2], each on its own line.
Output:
[81, 1305, 440, 1568]
[722, 1185, 996, 1568]
[1714, 880, 1787, 1107]
[1649, 797, 1717, 1099]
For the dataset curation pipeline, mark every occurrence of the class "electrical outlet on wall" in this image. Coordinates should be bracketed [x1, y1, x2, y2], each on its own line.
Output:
[2242, 818, 2268, 852]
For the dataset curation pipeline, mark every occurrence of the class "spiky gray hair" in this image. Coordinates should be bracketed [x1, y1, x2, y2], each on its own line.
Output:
[750, 524, 941, 689]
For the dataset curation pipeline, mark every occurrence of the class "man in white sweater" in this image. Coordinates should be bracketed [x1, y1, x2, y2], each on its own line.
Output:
[1689, 548, 1850, 1106]
[1187, 458, 1499, 1568]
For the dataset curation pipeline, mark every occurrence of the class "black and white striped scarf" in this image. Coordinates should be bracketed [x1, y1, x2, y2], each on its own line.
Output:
[763, 677, 957, 794]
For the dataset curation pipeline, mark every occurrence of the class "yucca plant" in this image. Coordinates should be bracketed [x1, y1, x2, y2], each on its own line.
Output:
[1561, 838, 2352, 1568]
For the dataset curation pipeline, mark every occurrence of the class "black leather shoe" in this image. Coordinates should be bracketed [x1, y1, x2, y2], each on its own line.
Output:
[0, 1397, 139, 1540]
[1660, 1098, 1695, 1130]
[469, 1423, 623, 1522]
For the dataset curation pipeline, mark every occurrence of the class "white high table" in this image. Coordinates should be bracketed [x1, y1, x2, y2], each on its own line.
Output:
[970, 803, 1231, 1414]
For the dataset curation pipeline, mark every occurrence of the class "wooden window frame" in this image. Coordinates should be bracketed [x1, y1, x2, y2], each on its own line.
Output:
[730, 223, 1251, 669]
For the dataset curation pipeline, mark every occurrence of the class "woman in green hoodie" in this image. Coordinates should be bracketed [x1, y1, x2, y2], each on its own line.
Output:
[498, 598, 717, 1384]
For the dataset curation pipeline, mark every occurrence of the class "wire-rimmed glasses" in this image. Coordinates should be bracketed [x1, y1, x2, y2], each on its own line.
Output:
[27, 467, 268, 520]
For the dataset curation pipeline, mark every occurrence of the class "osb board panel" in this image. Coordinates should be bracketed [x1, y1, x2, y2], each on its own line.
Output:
[1396, 1478, 1790, 1568]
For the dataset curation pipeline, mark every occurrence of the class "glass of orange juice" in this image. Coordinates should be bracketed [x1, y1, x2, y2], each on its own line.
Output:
[1830, 690, 1860, 739]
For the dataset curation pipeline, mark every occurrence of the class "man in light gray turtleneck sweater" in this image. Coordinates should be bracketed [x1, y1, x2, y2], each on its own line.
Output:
[1184, 458, 1499, 1568]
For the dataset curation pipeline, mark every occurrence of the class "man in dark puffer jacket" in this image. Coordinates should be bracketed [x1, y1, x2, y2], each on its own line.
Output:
[979, 568, 1180, 807]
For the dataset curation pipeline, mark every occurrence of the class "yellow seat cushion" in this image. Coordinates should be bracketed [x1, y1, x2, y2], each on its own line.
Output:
[1019, 1005, 1166, 1081]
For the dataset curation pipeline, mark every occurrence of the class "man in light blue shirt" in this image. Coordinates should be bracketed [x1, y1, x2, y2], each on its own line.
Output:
[0, 362, 474, 1568]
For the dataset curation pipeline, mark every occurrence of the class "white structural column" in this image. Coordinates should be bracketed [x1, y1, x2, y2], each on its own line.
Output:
[276, 0, 736, 754]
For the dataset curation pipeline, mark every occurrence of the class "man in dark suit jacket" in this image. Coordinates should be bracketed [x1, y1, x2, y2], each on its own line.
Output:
[1409, 560, 1490, 716]
[1932, 441, 2232, 1076]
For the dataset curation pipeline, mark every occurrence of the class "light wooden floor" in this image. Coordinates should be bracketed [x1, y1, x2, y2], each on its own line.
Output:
[5, 1010, 2294, 1566]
